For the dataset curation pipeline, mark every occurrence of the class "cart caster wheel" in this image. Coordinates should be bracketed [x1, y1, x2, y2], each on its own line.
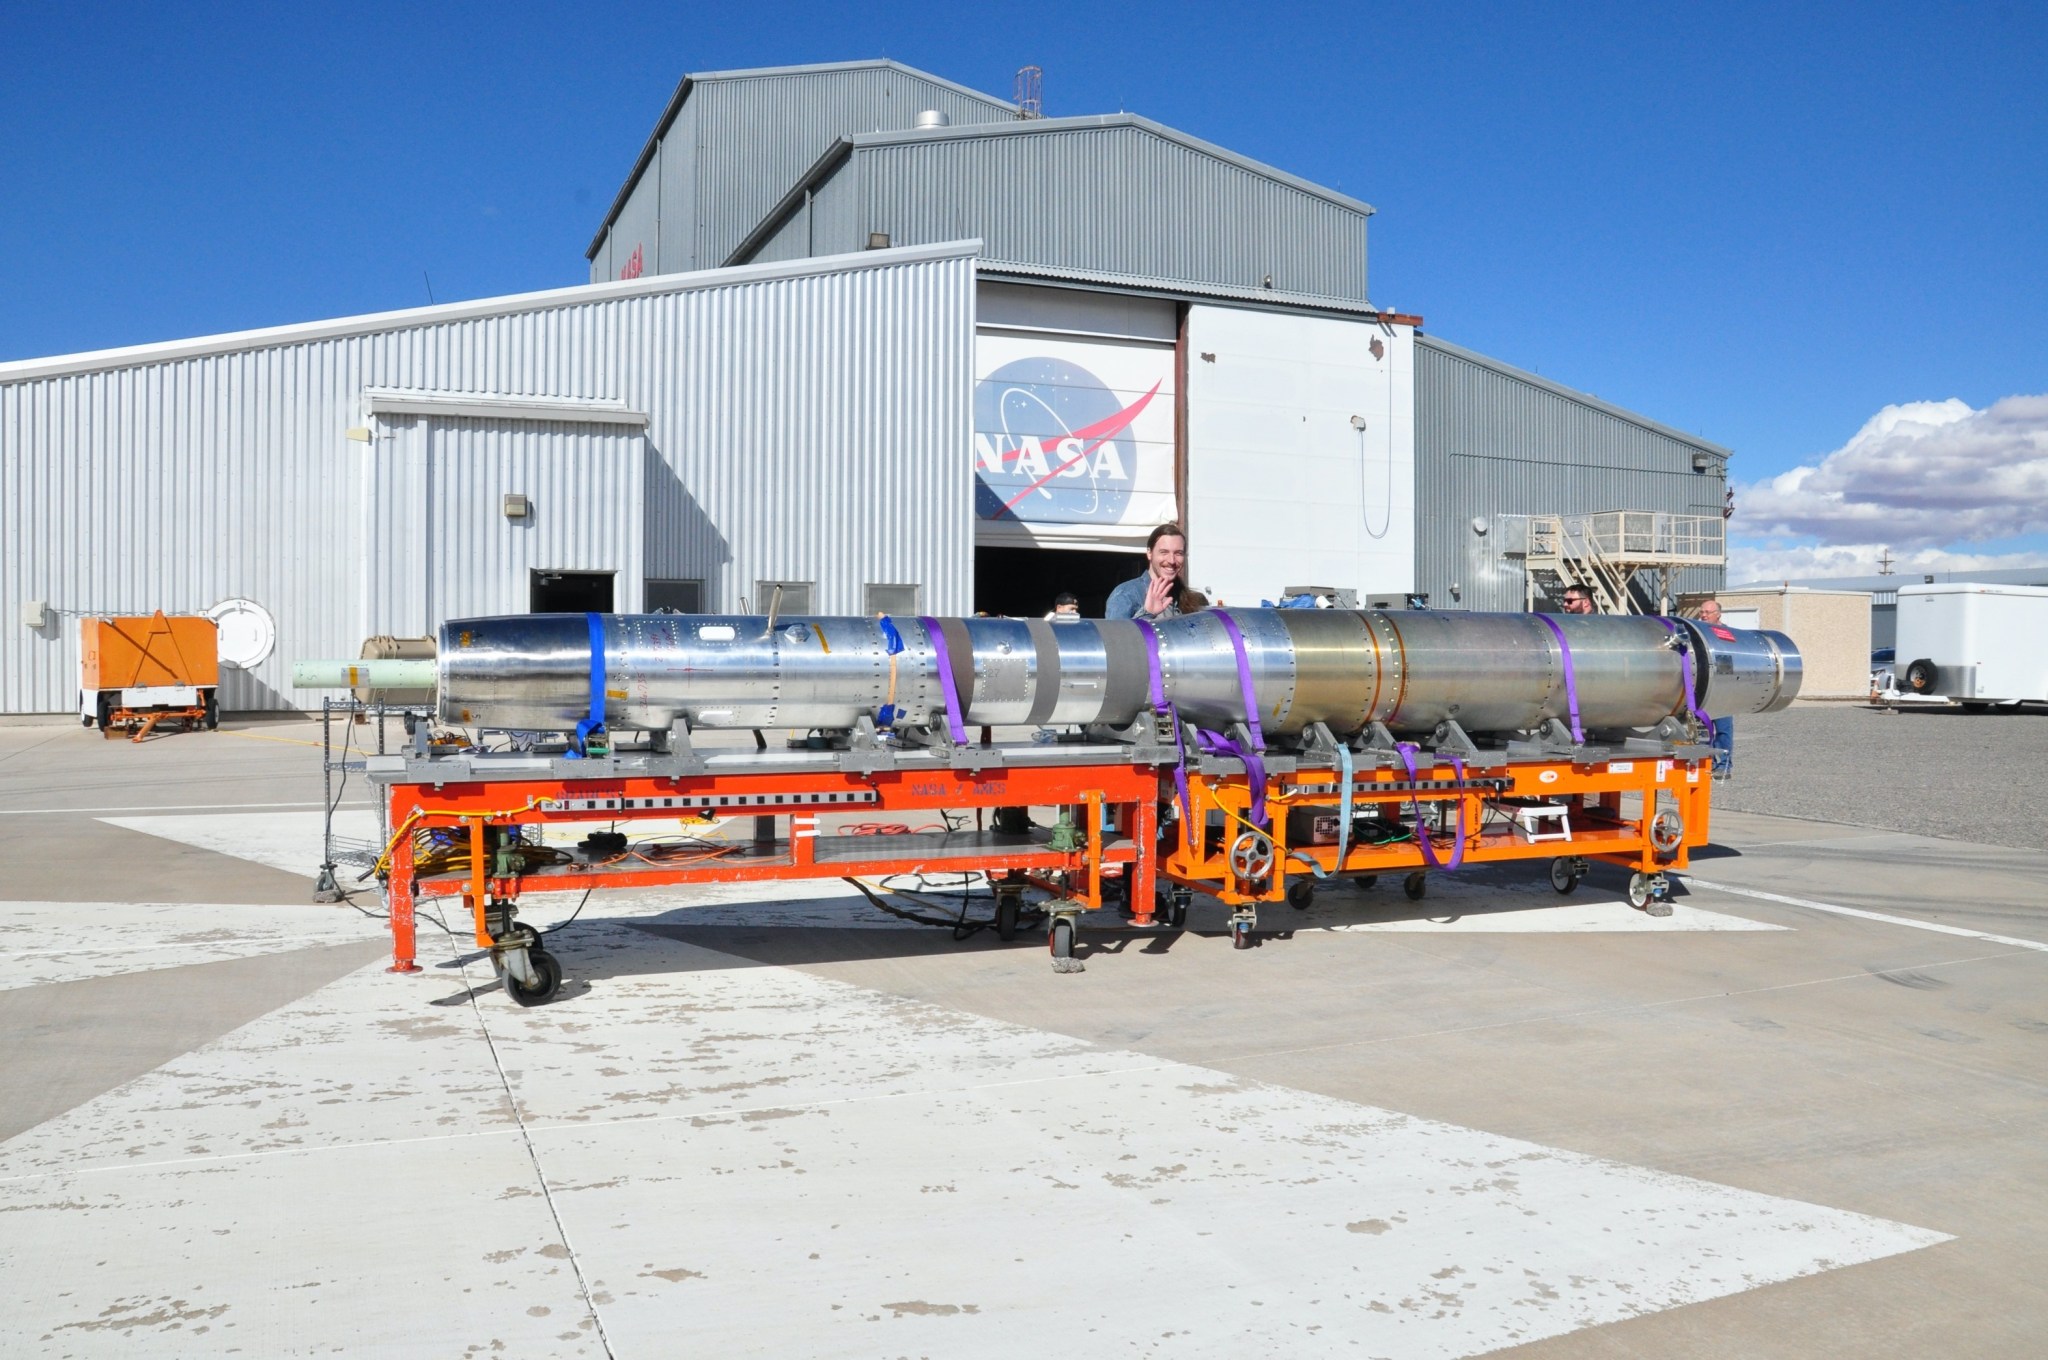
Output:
[1231, 919, 1254, 949]
[1628, 872, 1673, 914]
[1403, 872, 1428, 901]
[1286, 879, 1316, 910]
[504, 948, 562, 1006]
[1048, 917, 1083, 972]
[1168, 897, 1189, 929]
[1549, 858, 1581, 895]
[1356, 874, 1378, 891]
[996, 894, 1020, 942]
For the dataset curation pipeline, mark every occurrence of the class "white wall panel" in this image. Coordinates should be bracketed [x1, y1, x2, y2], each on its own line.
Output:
[1183, 306, 1414, 606]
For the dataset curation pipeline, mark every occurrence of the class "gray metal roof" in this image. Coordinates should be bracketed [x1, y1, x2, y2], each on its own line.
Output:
[0, 241, 982, 383]
[587, 59, 1016, 263]
[728, 113, 1374, 307]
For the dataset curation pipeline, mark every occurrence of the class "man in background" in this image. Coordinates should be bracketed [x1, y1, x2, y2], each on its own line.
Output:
[1560, 584, 1597, 614]
[1697, 598, 1736, 777]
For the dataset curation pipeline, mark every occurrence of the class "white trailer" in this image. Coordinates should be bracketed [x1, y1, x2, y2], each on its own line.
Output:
[1893, 583, 2048, 708]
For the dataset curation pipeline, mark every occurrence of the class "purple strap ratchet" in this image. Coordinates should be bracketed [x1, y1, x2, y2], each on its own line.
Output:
[1395, 741, 1468, 871]
[916, 616, 969, 745]
[1533, 613, 1585, 745]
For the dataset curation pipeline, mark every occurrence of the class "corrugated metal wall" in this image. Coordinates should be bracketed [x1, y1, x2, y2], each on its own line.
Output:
[1413, 335, 1729, 612]
[592, 64, 1012, 280]
[0, 247, 976, 713]
[387, 416, 646, 630]
[756, 120, 1371, 305]
[688, 69, 1011, 272]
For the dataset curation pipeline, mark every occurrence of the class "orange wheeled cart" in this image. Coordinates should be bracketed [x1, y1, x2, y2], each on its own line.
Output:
[1157, 729, 1714, 946]
[368, 735, 1162, 1002]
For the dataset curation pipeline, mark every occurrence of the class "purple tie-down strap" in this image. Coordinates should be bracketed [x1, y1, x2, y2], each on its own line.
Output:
[1211, 609, 1267, 749]
[1196, 726, 1269, 829]
[1395, 741, 1468, 871]
[1655, 617, 1719, 744]
[915, 617, 969, 745]
[1133, 620, 1194, 832]
[1532, 613, 1585, 745]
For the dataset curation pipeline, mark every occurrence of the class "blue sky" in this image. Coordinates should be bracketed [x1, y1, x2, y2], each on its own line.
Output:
[4, 2, 2043, 576]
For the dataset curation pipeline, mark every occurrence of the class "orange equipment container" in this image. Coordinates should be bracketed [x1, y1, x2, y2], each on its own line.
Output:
[81, 613, 220, 690]
[79, 612, 220, 740]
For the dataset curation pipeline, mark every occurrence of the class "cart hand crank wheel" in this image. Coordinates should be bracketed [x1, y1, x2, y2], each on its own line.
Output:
[1228, 831, 1275, 883]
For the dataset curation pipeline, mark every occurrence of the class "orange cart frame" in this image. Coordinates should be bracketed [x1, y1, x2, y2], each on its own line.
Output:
[378, 754, 1162, 978]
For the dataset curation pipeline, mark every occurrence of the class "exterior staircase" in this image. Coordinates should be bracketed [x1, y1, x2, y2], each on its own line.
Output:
[1520, 512, 1725, 614]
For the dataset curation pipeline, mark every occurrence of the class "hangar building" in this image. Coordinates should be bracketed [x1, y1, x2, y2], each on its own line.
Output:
[1, 59, 1728, 715]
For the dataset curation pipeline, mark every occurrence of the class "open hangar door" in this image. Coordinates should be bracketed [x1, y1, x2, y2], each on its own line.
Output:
[1182, 306, 1415, 607]
[971, 282, 1179, 616]
[361, 401, 645, 642]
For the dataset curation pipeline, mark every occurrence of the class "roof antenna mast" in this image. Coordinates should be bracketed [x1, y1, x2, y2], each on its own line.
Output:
[1014, 65, 1042, 120]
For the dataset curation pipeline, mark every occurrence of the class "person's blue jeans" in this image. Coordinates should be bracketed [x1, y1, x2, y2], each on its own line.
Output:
[1711, 716, 1735, 775]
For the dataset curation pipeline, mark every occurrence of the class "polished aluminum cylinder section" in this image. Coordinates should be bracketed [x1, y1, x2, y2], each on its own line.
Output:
[1683, 621, 1803, 719]
[436, 609, 1803, 738]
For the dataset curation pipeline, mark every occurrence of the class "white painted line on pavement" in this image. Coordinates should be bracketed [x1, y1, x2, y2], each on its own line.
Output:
[1684, 875, 2048, 953]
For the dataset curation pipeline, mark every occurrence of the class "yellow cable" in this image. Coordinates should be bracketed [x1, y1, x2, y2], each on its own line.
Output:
[369, 797, 546, 875]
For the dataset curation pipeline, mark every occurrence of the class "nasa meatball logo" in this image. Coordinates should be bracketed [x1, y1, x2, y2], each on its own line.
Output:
[973, 357, 1160, 524]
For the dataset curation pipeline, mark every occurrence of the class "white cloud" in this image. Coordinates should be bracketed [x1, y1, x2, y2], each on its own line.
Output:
[1733, 394, 2048, 547]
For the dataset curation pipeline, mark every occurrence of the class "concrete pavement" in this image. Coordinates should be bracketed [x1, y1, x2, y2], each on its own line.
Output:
[0, 716, 2041, 1356]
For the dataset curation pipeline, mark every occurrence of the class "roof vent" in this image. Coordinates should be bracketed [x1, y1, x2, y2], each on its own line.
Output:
[914, 109, 950, 129]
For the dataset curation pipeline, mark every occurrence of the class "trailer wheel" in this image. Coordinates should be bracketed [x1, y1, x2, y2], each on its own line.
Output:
[1904, 659, 1938, 694]
[95, 692, 114, 735]
[505, 948, 561, 1006]
[1286, 879, 1315, 910]
[996, 894, 1020, 942]
[203, 690, 219, 730]
[1047, 916, 1084, 972]
[1549, 858, 1581, 894]
[78, 692, 93, 728]
[1403, 872, 1428, 901]
[1355, 874, 1378, 891]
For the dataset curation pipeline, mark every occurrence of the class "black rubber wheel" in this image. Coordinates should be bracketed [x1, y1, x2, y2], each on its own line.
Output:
[1167, 897, 1189, 929]
[78, 692, 93, 728]
[1549, 858, 1580, 895]
[1231, 920, 1253, 950]
[996, 895, 1020, 942]
[1286, 878, 1316, 910]
[203, 689, 219, 730]
[1961, 702, 1989, 713]
[504, 948, 561, 1006]
[1403, 871, 1428, 901]
[1355, 874, 1378, 891]
[95, 692, 113, 731]
[1904, 659, 1938, 694]
[1048, 917, 1075, 960]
